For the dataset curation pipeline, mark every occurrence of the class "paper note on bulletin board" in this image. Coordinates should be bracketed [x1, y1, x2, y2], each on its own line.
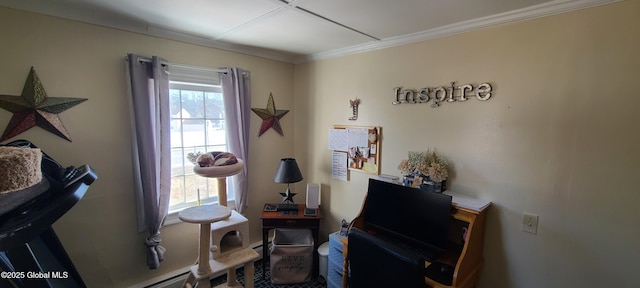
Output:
[328, 129, 349, 151]
[347, 128, 369, 148]
[328, 128, 370, 151]
[332, 151, 348, 181]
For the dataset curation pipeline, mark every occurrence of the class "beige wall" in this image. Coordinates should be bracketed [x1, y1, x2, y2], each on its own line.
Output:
[0, 7, 296, 287]
[294, 1, 640, 287]
[2, 1, 639, 287]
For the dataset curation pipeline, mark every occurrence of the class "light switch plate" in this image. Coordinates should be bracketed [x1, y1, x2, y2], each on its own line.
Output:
[522, 213, 538, 234]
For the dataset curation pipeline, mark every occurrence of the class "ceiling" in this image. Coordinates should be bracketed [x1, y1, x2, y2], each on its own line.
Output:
[0, 0, 619, 63]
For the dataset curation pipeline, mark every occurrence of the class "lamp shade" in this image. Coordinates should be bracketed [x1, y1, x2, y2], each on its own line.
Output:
[274, 158, 303, 184]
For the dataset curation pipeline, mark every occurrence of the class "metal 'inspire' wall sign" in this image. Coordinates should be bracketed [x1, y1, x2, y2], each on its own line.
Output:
[393, 81, 493, 108]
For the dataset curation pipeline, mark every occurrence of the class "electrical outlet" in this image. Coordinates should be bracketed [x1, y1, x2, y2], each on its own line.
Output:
[522, 213, 538, 234]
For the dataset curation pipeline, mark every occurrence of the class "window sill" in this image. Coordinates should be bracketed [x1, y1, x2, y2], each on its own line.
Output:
[164, 200, 237, 226]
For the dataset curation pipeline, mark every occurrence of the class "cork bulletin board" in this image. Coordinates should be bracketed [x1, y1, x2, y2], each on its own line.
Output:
[329, 125, 381, 177]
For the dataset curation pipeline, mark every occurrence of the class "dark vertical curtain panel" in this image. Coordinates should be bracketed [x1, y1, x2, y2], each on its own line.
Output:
[220, 68, 251, 214]
[126, 54, 171, 269]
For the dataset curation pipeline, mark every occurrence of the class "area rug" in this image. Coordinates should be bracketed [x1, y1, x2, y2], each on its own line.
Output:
[211, 259, 327, 288]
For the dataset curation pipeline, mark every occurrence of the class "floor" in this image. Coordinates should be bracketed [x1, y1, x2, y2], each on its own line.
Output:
[210, 259, 327, 288]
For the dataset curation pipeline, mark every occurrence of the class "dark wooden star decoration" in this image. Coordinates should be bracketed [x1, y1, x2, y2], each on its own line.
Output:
[0, 67, 87, 142]
[251, 93, 289, 136]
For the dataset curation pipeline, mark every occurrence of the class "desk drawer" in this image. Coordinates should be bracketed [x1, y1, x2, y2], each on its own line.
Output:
[330, 242, 343, 254]
[263, 218, 318, 228]
[327, 271, 343, 288]
[328, 256, 343, 275]
[329, 232, 345, 249]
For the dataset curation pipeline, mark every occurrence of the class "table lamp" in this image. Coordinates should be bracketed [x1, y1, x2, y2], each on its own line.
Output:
[274, 158, 303, 204]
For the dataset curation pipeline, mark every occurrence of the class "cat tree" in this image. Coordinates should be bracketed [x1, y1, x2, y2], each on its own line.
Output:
[180, 159, 258, 288]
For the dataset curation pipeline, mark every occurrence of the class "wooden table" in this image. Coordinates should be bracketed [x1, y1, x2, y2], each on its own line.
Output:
[260, 204, 322, 280]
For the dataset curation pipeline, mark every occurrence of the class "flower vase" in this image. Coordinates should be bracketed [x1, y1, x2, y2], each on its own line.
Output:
[402, 176, 414, 187]
[420, 177, 446, 193]
[431, 181, 444, 193]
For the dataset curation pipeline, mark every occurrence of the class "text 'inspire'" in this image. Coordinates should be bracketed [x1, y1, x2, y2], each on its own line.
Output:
[393, 82, 493, 108]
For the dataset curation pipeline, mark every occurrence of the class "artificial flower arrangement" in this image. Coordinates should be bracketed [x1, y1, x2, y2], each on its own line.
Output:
[397, 148, 449, 192]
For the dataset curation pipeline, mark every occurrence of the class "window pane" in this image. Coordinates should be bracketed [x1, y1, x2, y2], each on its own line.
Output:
[168, 81, 231, 213]
[171, 149, 185, 175]
[207, 127, 226, 147]
[170, 89, 182, 117]
[170, 176, 185, 207]
[184, 174, 207, 203]
[205, 92, 224, 119]
[183, 122, 207, 148]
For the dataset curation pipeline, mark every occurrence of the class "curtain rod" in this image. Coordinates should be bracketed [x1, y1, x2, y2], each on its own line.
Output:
[133, 57, 244, 75]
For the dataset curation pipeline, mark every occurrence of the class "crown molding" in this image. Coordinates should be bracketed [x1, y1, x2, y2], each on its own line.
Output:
[294, 0, 623, 64]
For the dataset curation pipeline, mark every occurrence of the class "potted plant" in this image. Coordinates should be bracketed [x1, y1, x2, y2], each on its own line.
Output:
[397, 148, 449, 193]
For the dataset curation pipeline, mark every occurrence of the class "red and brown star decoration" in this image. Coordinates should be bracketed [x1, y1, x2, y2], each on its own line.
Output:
[251, 92, 289, 136]
[0, 67, 87, 142]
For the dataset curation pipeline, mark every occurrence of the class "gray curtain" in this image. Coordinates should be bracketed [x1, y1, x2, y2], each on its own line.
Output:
[220, 68, 251, 214]
[126, 54, 171, 269]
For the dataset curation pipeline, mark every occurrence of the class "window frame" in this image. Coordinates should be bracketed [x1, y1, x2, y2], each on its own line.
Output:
[164, 75, 236, 225]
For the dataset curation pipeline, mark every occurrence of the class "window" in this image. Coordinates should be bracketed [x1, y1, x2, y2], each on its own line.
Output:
[168, 70, 233, 214]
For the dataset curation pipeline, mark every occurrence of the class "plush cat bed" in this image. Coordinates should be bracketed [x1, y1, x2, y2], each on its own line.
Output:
[0, 146, 42, 193]
[193, 152, 244, 178]
[0, 146, 49, 216]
